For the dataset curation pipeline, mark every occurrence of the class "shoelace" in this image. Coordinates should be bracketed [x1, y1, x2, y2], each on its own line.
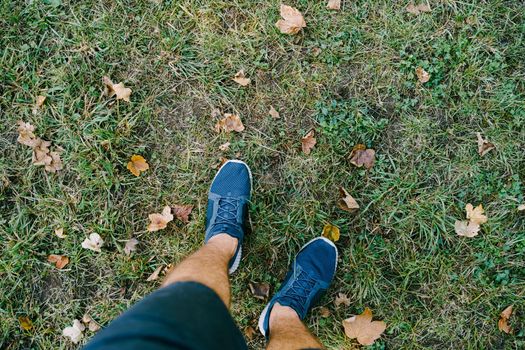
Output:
[215, 197, 239, 225]
[282, 270, 317, 315]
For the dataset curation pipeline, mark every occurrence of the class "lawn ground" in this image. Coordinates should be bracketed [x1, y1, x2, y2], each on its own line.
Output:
[1, 0, 524, 349]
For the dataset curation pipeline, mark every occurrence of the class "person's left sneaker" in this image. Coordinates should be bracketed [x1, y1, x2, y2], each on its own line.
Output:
[204, 160, 252, 274]
[258, 237, 338, 339]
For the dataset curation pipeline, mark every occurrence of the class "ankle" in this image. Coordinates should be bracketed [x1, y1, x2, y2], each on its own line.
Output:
[207, 234, 238, 258]
[269, 303, 300, 330]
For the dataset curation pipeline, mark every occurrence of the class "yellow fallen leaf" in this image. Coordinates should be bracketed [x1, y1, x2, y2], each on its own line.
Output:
[466, 203, 488, 225]
[322, 223, 340, 242]
[455, 220, 480, 238]
[416, 67, 430, 83]
[215, 113, 245, 133]
[498, 305, 513, 334]
[339, 187, 359, 211]
[275, 4, 306, 35]
[343, 308, 386, 346]
[102, 76, 132, 102]
[47, 254, 70, 269]
[127, 155, 149, 176]
[233, 70, 251, 86]
[327, 0, 341, 10]
[148, 205, 174, 232]
[301, 130, 316, 155]
[18, 316, 33, 331]
[476, 132, 495, 156]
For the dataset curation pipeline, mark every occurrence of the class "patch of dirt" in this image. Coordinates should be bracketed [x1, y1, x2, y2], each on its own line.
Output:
[35, 270, 73, 306]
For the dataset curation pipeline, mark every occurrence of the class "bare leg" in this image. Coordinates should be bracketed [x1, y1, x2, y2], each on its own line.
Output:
[267, 303, 323, 350]
[161, 234, 237, 307]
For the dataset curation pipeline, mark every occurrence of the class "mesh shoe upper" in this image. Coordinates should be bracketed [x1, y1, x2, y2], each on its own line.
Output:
[259, 237, 337, 338]
[205, 160, 252, 273]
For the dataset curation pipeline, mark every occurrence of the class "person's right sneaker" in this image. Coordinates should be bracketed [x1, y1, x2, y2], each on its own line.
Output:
[258, 237, 338, 339]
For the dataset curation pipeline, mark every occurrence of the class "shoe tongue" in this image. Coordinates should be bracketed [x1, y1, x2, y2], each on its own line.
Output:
[217, 198, 237, 219]
[210, 222, 243, 240]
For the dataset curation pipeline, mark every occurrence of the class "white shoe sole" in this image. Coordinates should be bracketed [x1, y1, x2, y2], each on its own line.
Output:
[257, 236, 338, 336]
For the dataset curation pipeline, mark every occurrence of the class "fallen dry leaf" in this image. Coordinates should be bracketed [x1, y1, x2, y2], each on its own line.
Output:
[275, 4, 306, 35]
[416, 67, 430, 83]
[350, 145, 376, 169]
[36, 95, 46, 107]
[327, 0, 341, 10]
[32, 95, 46, 114]
[343, 308, 386, 346]
[322, 223, 340, 242]
[127, 154, 149, 177]
[455, 220, 480, 238]
[212, 157, 229, 169]
[466, 203, 488, 225]
[81, 233, 104, 252]
[47, 254, 69, 269]
[406, 3, 431, 15]
[249, 282, 270, 300]
[17, 121, 37, 147]
[82, 314, 101, 332]
[269, 105, 280, 118]
[518, 204, 525, 211]
[173, 204, 193, 224]
[334, 292, 351, 308]
[319, 306, 331, 318]
[233, 70, 251, 86]
[63, 319, 85, 344]
[339, 187, 359, 211]
[476, 132, 495, 156]
[498, 305, 513, 334]
[244, 326, 257, 341]
[103, 76, 132, 102]
[32, 138, 52, 166]
[301, 130, 316, 155]
[148, 206, 174, 232]
[215, 113, 245, 133]
[44, 151, 63, 173]
[55, 227, 67, 238]
[219, 142, 231, 151]
[124, 238, 139, 256]
[147, 265, 163, 281]
[18, 316, 33, 331]
[17, 121, 63, 172]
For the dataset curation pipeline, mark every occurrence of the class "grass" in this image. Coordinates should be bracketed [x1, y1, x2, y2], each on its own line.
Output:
[1, 0, 524, 348]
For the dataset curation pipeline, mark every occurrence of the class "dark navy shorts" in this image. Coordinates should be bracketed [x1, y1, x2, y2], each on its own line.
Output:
[84, 282, 248, 350]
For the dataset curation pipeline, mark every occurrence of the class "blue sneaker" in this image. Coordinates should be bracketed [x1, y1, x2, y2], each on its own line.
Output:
[205, 160, 252, 274]
[258, 237, 338, 338]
